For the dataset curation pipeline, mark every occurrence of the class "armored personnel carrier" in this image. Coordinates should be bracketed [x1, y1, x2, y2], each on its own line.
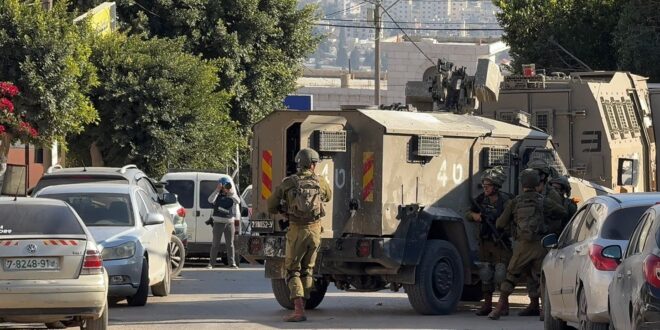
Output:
[236, 107, 608, 315]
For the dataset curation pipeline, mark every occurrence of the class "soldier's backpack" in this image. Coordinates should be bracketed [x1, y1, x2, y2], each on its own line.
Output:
[286, 174, 323, 221]
[514, 193, 546, 241]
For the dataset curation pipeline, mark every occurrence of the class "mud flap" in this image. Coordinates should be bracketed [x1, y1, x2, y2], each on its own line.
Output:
[265, 258, 286, 279]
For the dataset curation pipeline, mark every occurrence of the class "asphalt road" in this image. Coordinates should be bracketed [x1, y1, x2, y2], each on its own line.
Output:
[102, 265, 545, 330]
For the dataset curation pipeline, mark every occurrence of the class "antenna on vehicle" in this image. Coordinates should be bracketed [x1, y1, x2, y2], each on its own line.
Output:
[81, 159, 87, 172]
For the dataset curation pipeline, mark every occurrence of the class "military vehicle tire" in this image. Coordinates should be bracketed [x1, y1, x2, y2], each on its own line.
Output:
[460, 282, 483, 302]
[404, 240, 464, 315]
[271, 278, 329, 310]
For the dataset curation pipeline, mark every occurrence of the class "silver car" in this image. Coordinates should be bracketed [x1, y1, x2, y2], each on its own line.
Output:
[36, 183, 172, 307]
[542, 193, 660, 329]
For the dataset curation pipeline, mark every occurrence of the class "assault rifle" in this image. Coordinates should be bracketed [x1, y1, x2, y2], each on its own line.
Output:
[471, 198, 511, 251]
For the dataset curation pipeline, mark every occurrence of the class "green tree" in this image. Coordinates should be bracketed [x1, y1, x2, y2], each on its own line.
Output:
[336, 27, 348, 69]
[614, 0, 660, 82]
[113, 0, 321, 129]
[68, 34, 241, 177]
[349, 48, 361, 71]
[494, 0, 625, 72]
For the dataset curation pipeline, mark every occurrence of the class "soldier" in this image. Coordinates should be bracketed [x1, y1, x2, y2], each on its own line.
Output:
[267, 148, 332, 322]
[526, 158, 564, 236]
[550, 175, 578, 230]
[488, 169, 567, 320]
[466, 166, 512, 316]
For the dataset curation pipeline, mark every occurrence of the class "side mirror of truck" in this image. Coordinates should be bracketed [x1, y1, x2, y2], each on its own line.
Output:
[617, 158, 638, 186]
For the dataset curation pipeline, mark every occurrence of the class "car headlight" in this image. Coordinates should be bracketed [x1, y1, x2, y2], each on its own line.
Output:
[102, 242, 136, 260]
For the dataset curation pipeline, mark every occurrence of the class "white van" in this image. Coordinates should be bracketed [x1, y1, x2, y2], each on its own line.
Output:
[160, 172, 248, 256]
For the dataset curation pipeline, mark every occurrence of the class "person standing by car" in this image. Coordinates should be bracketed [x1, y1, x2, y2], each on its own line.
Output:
[466, 166, 512, 316]
[207, 177, 240, 269]
[267, 148, 331, 322]
[549, 175, 578, 230]
[488, 169, 567, 320]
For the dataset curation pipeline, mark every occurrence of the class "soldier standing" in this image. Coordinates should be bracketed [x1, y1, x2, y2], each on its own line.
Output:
[526, 159, 564, 243]
[466, 166, 512, 316]
[488, 169, 567, 320]
[267, 148, 332, 322]
[550, 176, 578, 230]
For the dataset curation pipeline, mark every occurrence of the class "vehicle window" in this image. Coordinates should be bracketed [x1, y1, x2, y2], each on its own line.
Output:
[559, 205, 589, 247]
[626, 215, 649, 258]
[135, 192, 149, 222]
[41, 193, 135, 227]
[33, 176, 127, 195]
[199, 180, 218, 209]
[242, 187, 253, 208]
[577, 204, 600, 242]
[136, 177, 158, 201]
[0, 203, 84, 235]
[165, 180, 194, 208]
[600, 206, 650, 240]
[138, 190, 158, 213]
[636, 214, 655, 254]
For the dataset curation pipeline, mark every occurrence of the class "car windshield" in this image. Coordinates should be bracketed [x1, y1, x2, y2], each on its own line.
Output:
[0, 203, 84, 235]
[601, 206, 650, 240]
[33, 175, 127, 195]
[41, 193, 134, 227]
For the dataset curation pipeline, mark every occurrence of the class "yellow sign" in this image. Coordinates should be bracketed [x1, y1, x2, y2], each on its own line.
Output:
[73, 2, 117, 36]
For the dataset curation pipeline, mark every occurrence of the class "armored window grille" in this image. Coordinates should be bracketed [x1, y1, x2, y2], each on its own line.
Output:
[613, 101, 630, 132]
[484, 147, 510, 167]
[601, 98, 620, 138]
[623, 100, 641, 132]
[315, 130, 347, 152]
[413, 135, 442, 157]
[528, 149, 566, 176]
[534, 113, 549, 133]
[499, 112, 514, 123]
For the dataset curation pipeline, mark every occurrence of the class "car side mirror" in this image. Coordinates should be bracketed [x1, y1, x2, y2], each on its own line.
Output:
[144, 212, 165, 226]
[161, 192, 177, 205]
[542, 233, 559, 249]
[602, 245, 623, 264]
[241, 206, 249, 217]
[617, 158, 638, 186]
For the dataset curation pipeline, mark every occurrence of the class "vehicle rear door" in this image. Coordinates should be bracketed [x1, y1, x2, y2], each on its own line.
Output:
[135, 191, 164, 280]
[162, 175, 196, 243]
[624, 212, 655, 319]
[197, 174, 222, 244]
[0, 204, 87, 280]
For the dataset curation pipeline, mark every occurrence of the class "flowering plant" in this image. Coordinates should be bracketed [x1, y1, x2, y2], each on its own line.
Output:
[0, 82, 40, 144]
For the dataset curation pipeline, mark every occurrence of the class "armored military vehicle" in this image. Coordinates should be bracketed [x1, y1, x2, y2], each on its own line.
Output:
[407, 59, 657, 193]
[236, 107, 608, 315]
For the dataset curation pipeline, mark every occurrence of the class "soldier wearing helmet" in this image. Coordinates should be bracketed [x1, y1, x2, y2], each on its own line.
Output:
[466, 166, 512, 316]
[526, 159, 565, 236]
[489, 169, 567, 320]
[550, 176, 578, 229]
[267, 148, 331, 322]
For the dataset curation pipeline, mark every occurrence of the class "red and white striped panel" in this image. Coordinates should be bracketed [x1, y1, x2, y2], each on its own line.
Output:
[0, 240, 18, 246]
[43, 240, 79, 246]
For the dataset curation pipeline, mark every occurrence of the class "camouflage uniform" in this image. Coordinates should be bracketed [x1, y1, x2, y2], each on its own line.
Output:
[267, 148, 331, 322]
[488, 169, 567, 320]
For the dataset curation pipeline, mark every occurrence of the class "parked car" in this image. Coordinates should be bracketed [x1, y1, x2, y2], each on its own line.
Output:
[608, 204, 660, 330]
[541, 193, 660, 330]
[35, 183, 171, 307]
[0, 197, 108, 329]
[34, 165, 185, 277]
[160, 172, 249, 259]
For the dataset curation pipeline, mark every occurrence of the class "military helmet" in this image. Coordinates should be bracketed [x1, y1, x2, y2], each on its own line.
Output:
[527, 158, 553, 176]
[295, 148, 320, 168]
[519, 168, 541, 189]
[550, 176, 571, 194]
[481, 166, 506, 187]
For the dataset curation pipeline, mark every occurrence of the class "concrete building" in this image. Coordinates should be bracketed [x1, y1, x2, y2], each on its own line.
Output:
[295, 71, 397, 110]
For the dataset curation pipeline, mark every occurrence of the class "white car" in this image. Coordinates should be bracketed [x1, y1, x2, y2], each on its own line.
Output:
[36, 183, 171, 306]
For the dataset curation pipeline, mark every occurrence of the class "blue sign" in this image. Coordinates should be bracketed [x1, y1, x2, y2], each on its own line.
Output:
[284, 95, 313, 111]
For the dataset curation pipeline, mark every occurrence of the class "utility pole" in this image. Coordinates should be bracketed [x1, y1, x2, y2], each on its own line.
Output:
[374, 0, 381, 106]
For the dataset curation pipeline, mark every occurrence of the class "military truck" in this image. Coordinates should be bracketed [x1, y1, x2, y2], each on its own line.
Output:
[407, 59, 657, 193]
[236, 107, 609, 315]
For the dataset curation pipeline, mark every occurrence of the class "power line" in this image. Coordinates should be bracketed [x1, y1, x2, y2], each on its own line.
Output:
[379, 4, 435, 65]
[323, 1, 369, 18]
[314, 23, 503, 31]
[320, 18, 501, 25]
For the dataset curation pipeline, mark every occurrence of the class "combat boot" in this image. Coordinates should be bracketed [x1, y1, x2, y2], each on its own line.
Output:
[501, 295, 509, 316]
[475, 292, 493, 316]
[283, 298, 307, 322]
[518, 297, 541, 316]
[488, 293, 509, 320]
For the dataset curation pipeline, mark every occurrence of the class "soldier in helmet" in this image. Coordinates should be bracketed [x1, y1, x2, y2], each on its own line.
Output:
[550, 176, 578, 230]
[488, 169, 567, 320]
[526, 158, 564, 240]
[267, 148, 332, 322]
[466, 166, 512, 316]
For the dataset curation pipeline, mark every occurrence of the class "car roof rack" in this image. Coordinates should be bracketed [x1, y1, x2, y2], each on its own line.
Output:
[119, 164, 139, 174]
[46, 164, 63, 174]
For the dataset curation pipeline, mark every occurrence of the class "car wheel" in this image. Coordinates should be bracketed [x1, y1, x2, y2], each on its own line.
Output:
[544, 281, 567, 330]
[403, 240, 464, 315]
[578, 288, 608, 330]
[126, 258, 149, 307]
[151, 254, 172, 297]
[169, 236, 186, 277]
[81, 302, 108, 330]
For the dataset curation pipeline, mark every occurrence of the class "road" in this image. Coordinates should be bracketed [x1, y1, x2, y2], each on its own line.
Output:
[104, 265, 544, 330]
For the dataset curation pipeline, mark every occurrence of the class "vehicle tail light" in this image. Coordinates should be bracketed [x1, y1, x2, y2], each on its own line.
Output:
[177, 208, 186, 217]
[81, 250, 103, 275]
[248, 237, 263, 255]
[589, 244, 619, 271]
[356, 239, 371, 258]
[643, 254, 660, 288]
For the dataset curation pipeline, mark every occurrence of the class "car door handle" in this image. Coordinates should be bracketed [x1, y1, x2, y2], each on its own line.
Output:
[616, 273, 623, 279]
[558, 255, 565, 260]
[575, 246, 584, 254]
[626, 270, 632, 277]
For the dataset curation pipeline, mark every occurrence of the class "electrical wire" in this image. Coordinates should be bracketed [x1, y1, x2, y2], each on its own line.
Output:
[314, 23, 503, 31]
[319, 18, 501, 25]
[323, 1, 369, 18]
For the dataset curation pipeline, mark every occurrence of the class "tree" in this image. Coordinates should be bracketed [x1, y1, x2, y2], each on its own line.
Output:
[335, 27, 348, 69]
[0, 0, 98, 190]
[349, 48, 361, 71]
[112, 0, 321, 129]
[614, 0, 660, 82]
[494, 0, 625, 72]
[67, 34, 241, 177]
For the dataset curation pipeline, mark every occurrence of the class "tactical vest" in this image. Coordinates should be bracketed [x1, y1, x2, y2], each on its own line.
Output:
[285, 174, 323, 223]
[513, 192, 546, 242]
